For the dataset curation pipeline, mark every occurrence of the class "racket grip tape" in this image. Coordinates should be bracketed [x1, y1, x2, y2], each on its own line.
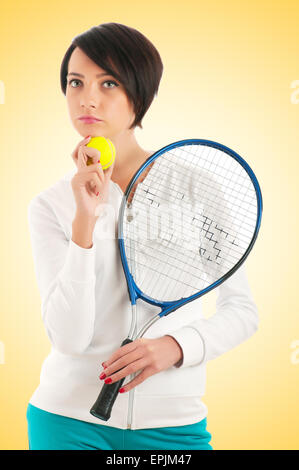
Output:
[89, 338, 133, 421]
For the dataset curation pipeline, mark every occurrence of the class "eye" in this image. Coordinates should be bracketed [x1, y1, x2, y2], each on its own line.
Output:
[103, 80, 119, 89]
[68, 79, 81, 88]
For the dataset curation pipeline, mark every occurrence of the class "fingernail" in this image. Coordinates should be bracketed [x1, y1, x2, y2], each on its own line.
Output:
[119, 388, 125, 393]
[96, 192, 99, 196]
[97, 160, 101, 163]
[99, 373, 106, 380]
[104, 378, 112, 384]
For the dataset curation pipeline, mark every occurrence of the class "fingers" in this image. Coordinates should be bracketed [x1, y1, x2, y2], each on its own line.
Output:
[103, 348, 144, 379]
[103, 340, 140, 369]
[71, 135, 91, 166]
[101, 363, 155, 395]
[100, 339, 154, 385]
[82, 145, 102, 164]
[99, 337, 181, 393]
[71, 136, 115, 184]
[80, 147, 105, 179]
[72, 135, 104, 170]
[77, 144, 87, 169]
[79, 142, 102, 167]
[71, 135, 115, 204]
[102, 357, 149, 385]
[86, 173, 101, 197]
[73, 151, 103, 197]
[78, 147, 104, 180]
[72, 171, 101, 197]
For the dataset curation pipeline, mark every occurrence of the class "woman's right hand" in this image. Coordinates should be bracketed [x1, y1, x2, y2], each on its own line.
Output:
[70, 135, 115, 219]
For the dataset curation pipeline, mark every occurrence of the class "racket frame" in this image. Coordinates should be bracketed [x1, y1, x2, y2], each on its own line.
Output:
[118, 138, 263, 318]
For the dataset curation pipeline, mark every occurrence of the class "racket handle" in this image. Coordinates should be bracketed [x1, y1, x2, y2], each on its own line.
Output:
[90, 338, 133, 421]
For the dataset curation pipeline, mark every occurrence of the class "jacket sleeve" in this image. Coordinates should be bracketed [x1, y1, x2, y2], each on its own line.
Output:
[27, 195, 98, 355]
[168, 263, 259, 368]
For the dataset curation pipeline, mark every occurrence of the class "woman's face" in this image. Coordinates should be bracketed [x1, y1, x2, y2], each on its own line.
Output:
[66, 47, 136, 139]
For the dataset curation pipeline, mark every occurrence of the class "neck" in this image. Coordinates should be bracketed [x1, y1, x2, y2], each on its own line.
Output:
[110, 130, 151, 185]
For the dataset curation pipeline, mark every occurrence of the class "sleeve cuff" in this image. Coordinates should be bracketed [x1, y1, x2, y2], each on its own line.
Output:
[59, 238, 96, 283]
[167, 326, 205, 368]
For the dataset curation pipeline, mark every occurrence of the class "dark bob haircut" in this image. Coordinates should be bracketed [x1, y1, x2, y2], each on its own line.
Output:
[60, 22, 163, 129]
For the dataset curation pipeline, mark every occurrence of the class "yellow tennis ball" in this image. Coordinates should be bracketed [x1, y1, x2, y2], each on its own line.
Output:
[86, 136, 116, 169]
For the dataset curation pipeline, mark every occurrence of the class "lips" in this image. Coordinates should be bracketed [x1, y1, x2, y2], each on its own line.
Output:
[78, 115, 102, 123]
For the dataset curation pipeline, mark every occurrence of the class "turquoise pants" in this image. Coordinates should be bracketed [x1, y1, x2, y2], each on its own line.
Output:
[26, 403, 212, 450]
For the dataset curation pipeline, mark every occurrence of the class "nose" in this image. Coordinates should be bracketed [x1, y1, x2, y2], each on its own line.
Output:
[80, 82, 100, 108]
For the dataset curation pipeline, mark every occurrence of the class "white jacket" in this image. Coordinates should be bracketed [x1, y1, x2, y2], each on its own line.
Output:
[27, 167, 259, 430]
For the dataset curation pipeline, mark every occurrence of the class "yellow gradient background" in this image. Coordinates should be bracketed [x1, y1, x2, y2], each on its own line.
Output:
[0, 0, 298, 450]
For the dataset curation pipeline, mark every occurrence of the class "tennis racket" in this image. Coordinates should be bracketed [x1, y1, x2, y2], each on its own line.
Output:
[90, 138, 263, 421]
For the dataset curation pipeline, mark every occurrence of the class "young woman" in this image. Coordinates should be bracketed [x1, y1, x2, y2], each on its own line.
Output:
[26, 22, 259, 450]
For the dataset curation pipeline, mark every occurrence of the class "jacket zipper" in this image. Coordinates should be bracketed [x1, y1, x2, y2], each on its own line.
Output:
[126, 312, 160, 429]
[127, 381, 135, 429]
[127, 315, 137, 429]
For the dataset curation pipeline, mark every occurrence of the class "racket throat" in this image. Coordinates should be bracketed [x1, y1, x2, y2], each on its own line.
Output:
[128, 304, 138, 340]
[126, 312, 161, 429]
[136, 314, 161, 339]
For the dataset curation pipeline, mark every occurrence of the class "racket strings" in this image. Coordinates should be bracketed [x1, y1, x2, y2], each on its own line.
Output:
[129, 172, 254, 260]
[123, 144, 258, 301]
[124, 218, 242, 269]
[125, 152, 250, 300]
[129, 193, 254, 249]
[124, 237, 215, 288]
[131, 160, 257, 234]
[151, 151, 256, 224]
[153, 146, 257, 235]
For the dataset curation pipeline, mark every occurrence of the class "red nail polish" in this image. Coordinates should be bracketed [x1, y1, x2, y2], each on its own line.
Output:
[99, 373, 106, 380]
[119, 388, 125, 393]
[104, 377, 112, 384]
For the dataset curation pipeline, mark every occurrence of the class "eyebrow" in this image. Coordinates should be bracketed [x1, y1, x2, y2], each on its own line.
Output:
[66, 72, 112, 78]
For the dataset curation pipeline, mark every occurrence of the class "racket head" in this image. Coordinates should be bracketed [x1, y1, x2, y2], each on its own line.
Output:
[118, 139, 263, 316]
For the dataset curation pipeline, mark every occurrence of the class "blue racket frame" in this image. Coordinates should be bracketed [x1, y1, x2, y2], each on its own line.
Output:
[118, 138, 263, 317]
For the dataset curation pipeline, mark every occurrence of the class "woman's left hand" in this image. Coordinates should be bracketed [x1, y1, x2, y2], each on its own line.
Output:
[100, 336, 183, 393]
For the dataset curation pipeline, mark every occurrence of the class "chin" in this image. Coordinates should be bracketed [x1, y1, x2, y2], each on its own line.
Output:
[77, 122, 109, 138]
